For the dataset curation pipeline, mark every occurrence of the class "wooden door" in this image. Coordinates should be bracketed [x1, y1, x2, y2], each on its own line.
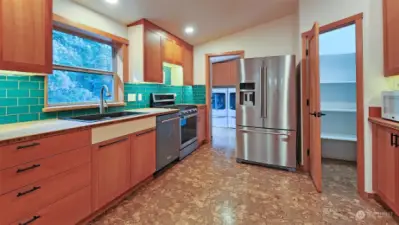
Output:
[92, 136, 131, 210]
[376, 127, 398, 213]
[162, 38, 175, 64]
[183, 46, 194, 85]
[131, 129, 156, 187]
[229, 60, 238, 86]
[0, 0, 52, 74]
[197, 107, 206, 144]
[308, 23, 322, 192]
[212, 61, 231, 86]
[383, 0, 399, 76]
[144, 29, 163, 83]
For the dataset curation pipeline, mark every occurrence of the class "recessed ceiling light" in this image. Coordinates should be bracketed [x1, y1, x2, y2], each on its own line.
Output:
[185, 26, 194, 35]
[105, 0, 118, 4]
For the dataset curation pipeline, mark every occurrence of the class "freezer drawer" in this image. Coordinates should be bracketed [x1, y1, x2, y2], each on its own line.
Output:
[236, 126, 296, 168]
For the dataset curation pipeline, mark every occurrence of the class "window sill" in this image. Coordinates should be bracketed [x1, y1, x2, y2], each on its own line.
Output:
[42, 102, 126, 113]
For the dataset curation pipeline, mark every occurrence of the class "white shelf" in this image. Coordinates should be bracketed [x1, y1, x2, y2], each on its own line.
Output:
[321, 108, 356, 113]
[320, 80, 356, 84]
[321, 133, 357, 142]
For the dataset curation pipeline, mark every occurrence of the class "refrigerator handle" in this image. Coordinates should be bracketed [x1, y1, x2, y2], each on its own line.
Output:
[263, 66, 268, 118]
[260, 66, 264, 118]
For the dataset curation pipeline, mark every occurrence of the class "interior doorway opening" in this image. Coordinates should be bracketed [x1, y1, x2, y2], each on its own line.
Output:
[318, 24, 358, 193]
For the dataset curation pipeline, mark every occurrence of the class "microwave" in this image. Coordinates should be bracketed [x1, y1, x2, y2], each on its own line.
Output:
[382, 91, 399, 122]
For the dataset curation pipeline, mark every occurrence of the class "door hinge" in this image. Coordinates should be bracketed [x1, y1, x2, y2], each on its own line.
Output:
[306, 49, 309, 56]
[306, 99, 309, 106]
[307, 149, 310, 156]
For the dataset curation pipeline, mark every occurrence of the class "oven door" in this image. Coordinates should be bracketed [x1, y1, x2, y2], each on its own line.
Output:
[180, 114, 198, 149]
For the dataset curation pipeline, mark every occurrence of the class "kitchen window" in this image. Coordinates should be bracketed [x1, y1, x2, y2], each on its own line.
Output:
[47, 30, 116, 107]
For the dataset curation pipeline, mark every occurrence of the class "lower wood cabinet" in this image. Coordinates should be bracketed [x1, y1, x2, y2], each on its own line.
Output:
[131, 129, 156, 187]
[372, 123, 399, 215]
[92, 136, 131, 211]
[197, 107, 207, 144]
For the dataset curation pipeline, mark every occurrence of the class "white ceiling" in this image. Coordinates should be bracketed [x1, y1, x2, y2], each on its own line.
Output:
[73, 0, 298, 45]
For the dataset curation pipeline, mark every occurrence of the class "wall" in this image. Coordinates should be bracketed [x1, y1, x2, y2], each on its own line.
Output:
[0, 74, 205, 125]
[53, 0, 128, 39]
[299, 0, 390, 193]
[193, 14, 299, 84]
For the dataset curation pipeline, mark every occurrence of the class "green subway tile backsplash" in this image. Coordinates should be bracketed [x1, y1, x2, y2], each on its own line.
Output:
[0, 74, 205, 125]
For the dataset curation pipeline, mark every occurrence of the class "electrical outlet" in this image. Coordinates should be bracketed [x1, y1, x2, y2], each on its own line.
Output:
[138, 94, 142, 101]
[128, 94, 136, 102]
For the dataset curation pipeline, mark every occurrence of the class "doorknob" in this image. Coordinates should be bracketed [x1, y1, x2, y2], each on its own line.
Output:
[309, 112, 317, 117]
[309, 112, 326, 117]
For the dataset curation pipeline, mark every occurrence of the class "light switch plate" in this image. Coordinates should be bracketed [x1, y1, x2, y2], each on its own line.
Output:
[138, 94, 142, 101]
[128, 94, 136, 102]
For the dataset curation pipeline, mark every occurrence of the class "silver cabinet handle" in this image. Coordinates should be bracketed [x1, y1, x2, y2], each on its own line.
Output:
[136, 128, 155, 136]
[238, 129, 291, 136]
[99, 138, 128, 148]
[161, 117, 180, 123]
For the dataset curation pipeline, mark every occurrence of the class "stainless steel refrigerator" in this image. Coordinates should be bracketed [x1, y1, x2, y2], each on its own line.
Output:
[236, 55, 297, 169]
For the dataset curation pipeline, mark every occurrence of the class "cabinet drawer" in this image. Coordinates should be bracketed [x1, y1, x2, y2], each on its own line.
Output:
[0, 163, 90, 225]
[0, 130, 90, 170]
[0, 146, 90, 195]
[11, 186, 91, 225]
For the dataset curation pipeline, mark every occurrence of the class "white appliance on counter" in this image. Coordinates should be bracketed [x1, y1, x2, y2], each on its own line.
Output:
[212, 88, 236, 128]
[382, 91, 399, 122]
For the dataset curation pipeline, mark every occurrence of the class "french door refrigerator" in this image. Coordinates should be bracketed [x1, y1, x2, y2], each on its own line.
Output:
[236, 55, 297, 169]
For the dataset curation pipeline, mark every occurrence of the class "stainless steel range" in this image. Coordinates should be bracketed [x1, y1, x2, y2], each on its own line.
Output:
[151, 93, 198, 160]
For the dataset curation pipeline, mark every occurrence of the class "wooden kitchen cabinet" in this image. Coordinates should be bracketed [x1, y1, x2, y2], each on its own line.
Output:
[162, 38, 183, 65]
[144, 28, 163, 83]
[383, 0, 399, 76]
[372, 123, 399, 215]
[92, 136, 131, 210]
[130, 129, 156, 187]
[212, 61, 232, 86]
[183, 46, 194, 85]
[0, 0, 53, 74]
[197, 107, 207, 145]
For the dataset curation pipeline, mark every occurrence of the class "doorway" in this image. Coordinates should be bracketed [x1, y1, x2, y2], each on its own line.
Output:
[301, 14, 365, 195]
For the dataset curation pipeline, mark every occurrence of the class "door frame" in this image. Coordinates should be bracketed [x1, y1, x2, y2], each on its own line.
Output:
[301, 13, 365, 196]
[205, 50, 245, 140]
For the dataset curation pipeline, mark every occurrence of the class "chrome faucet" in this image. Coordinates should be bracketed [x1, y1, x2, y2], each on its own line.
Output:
[99, 85, 111, 114]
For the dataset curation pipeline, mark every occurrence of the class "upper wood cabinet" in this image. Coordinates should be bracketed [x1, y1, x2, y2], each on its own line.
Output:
[383, 0, 399, 76]
[212, 60, 238, 86]
[183, 46, 194, 85]
[162, 38, 183, 65]
[0, 0, 53, 74]
[144, 28, 163, 83]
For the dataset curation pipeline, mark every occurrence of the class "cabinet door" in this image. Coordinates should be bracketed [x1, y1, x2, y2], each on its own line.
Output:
[212, 61, 231, 86]
[183, 47, 194, 85]
[162, 38, 175, 64]
[131, 129, 156, 187]
[144, 29, 163, 83]
[0, 0, 52, 74]
[376, 127, 398, 212]
[383, 0, 399, 76]
[174, 43, 183, 65]
[229, 60, 238, 86]
[92, 136, 131, 210]
[197, 108, 206, 144]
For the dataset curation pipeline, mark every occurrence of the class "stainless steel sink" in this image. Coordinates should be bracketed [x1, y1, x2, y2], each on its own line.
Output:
[61, 111, 148, 123]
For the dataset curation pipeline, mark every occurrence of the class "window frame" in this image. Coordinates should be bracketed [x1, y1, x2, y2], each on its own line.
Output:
[43, 15, 128, 112]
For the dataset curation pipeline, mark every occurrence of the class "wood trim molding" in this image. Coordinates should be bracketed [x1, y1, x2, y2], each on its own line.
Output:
[205, 50, 245, 140]
[301, 14, 365, 196]
[369, 106, 382, 118]
[53, 14, 129, 45]
[301, 37, 309, 172]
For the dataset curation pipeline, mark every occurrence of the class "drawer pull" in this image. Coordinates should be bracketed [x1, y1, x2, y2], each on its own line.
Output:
[136, 129, 155, 137]
[19, 215, 41, 225]
[99, 138, 128, 148]
[16, 164, 41, 173]
[17, 143, 40, 150]
[17, 186, 41, 197]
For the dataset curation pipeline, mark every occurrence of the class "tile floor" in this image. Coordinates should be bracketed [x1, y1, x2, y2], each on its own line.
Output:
[90, 127, 397, 225]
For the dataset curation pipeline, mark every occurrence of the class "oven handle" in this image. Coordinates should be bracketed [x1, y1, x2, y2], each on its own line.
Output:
[238, 129, 291, 136]
[161, 117, 180, 123]
[181, 114, 198, 120]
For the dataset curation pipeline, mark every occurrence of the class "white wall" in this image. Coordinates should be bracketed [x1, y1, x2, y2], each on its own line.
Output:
[194, 14, 299, 85]
[53, 0, 128, 39]
[299, 0, 391, 193]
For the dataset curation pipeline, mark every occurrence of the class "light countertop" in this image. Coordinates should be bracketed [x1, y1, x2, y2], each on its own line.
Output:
[369, 117, 399, 130]
[0, 108, 178, 146]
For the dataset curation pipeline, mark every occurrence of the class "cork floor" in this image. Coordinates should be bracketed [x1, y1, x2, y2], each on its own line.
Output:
[90, 127, 397, 225]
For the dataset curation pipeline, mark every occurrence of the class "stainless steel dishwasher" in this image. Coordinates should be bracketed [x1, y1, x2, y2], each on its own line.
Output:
[156, 112, 181, 171]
